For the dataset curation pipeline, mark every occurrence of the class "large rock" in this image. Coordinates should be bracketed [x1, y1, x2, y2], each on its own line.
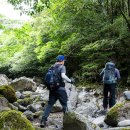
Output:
[0, 85, 17, 103]
[0, 74, 9, 86]
[0, 96, 10, 112]
[10, 76, 37, 91]
[123, 91, 130, 100]
[63, 111, 100, 130]
[0, 110, 35, 130]
[65, 83, 78, 110]
[118, 120, 130, 127]
[75, 101, 98, 117]
[104, 101, 130, 127]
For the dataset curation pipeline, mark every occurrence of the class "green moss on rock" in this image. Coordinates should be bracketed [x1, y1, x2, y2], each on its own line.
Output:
[0, 110, 35, 130]
[0, 94, 3, 97]
[17, 98, 33, 107]
[121, 128, 130, 130]
[0, 85, 17, 103]
[104, 103, 124, 126]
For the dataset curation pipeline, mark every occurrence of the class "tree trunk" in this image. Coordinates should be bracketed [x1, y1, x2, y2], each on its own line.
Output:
[110, 0, 114, 24]
[128, 0, 130, 17]
[120, 7, 130, 31]
[106, 0, 109, 15]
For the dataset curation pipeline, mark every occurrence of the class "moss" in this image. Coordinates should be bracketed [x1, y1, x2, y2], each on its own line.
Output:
[64, 112, 77, 124]
[121, 128, 130, 130]
[0, 110, 35, 130]
[63, 112, 98, 130]
[0, 85, 17, 103]
[121, 129, 130, 130]
[104, 103, 124, 126]
[0, 94, 4, 97]
[17, 98, 33, 107]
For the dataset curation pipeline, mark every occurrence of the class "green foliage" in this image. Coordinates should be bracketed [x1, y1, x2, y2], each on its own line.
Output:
[0, 110, 35, 130]
[0, 0, 129, 85]
[0, 85, 17, 103]
[8, 0, 50, 15]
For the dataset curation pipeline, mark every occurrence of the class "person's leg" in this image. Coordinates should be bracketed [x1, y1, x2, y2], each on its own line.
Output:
[57, 87, 68, 113]
[103, 84, 109, 110]
[41, 92, 57, 126]
[109, 84, 116, 108]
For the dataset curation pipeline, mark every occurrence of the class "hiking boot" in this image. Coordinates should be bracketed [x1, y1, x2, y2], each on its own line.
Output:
[40, 120, 47, 128]
[103, 108, 107, 115]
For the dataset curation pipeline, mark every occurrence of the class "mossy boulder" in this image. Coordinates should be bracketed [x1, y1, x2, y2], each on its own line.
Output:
[0, 110, 35, 130]
[104, 101, 130, 127]
[63, 111, 100, 130]
[0, 85, 17, 103]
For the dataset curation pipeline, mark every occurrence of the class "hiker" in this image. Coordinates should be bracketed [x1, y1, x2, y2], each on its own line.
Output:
[40, 55, 74, 128]
[100, 61, 121, 111]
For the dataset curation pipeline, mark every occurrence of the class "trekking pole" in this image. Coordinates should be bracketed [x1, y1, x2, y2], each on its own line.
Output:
[116, 84, 120, 101]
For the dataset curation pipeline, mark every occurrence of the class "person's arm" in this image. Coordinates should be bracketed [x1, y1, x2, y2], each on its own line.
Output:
[100, 68, 104, 77]
[61, 73, 71, 82]
[60, 65, 72, 83]
[115, 69, 121, 80]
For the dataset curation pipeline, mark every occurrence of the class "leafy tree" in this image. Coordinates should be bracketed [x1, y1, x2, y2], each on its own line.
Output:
[8, 0, 50, 15]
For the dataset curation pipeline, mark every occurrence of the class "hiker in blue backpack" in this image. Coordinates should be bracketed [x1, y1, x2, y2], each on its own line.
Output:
[100, 61, 121, 111]
[40, 55, 74, 128]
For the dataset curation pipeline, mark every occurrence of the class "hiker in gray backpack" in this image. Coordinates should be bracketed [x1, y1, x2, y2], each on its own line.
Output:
[100, 61, 121, 111]
[40, 55, 74, 128]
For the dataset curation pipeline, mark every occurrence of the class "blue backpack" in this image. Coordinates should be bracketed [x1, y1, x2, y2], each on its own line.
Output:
[44, 65, 62, 90]
[103, 62, 116, 84]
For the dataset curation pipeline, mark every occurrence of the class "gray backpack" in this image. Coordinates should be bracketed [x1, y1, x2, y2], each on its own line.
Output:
[103, 62, 116, 84]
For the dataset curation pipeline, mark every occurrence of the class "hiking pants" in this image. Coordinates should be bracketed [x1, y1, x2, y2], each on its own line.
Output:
[42, 87, 68, 121]
[103, 83, 116, 109]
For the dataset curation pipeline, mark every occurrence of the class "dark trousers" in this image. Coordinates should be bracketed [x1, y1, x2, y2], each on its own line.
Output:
[103, 83, 116, 109]
[42, 87, 68, 121]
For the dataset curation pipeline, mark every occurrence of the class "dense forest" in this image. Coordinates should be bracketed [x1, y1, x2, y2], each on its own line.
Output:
[0, 0, 130, 86]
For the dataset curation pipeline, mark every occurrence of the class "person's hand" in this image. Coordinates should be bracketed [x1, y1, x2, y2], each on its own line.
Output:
[70, 78, 75, 84]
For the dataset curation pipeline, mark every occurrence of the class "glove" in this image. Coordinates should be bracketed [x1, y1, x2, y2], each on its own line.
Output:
[70, 78, 75, 84]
